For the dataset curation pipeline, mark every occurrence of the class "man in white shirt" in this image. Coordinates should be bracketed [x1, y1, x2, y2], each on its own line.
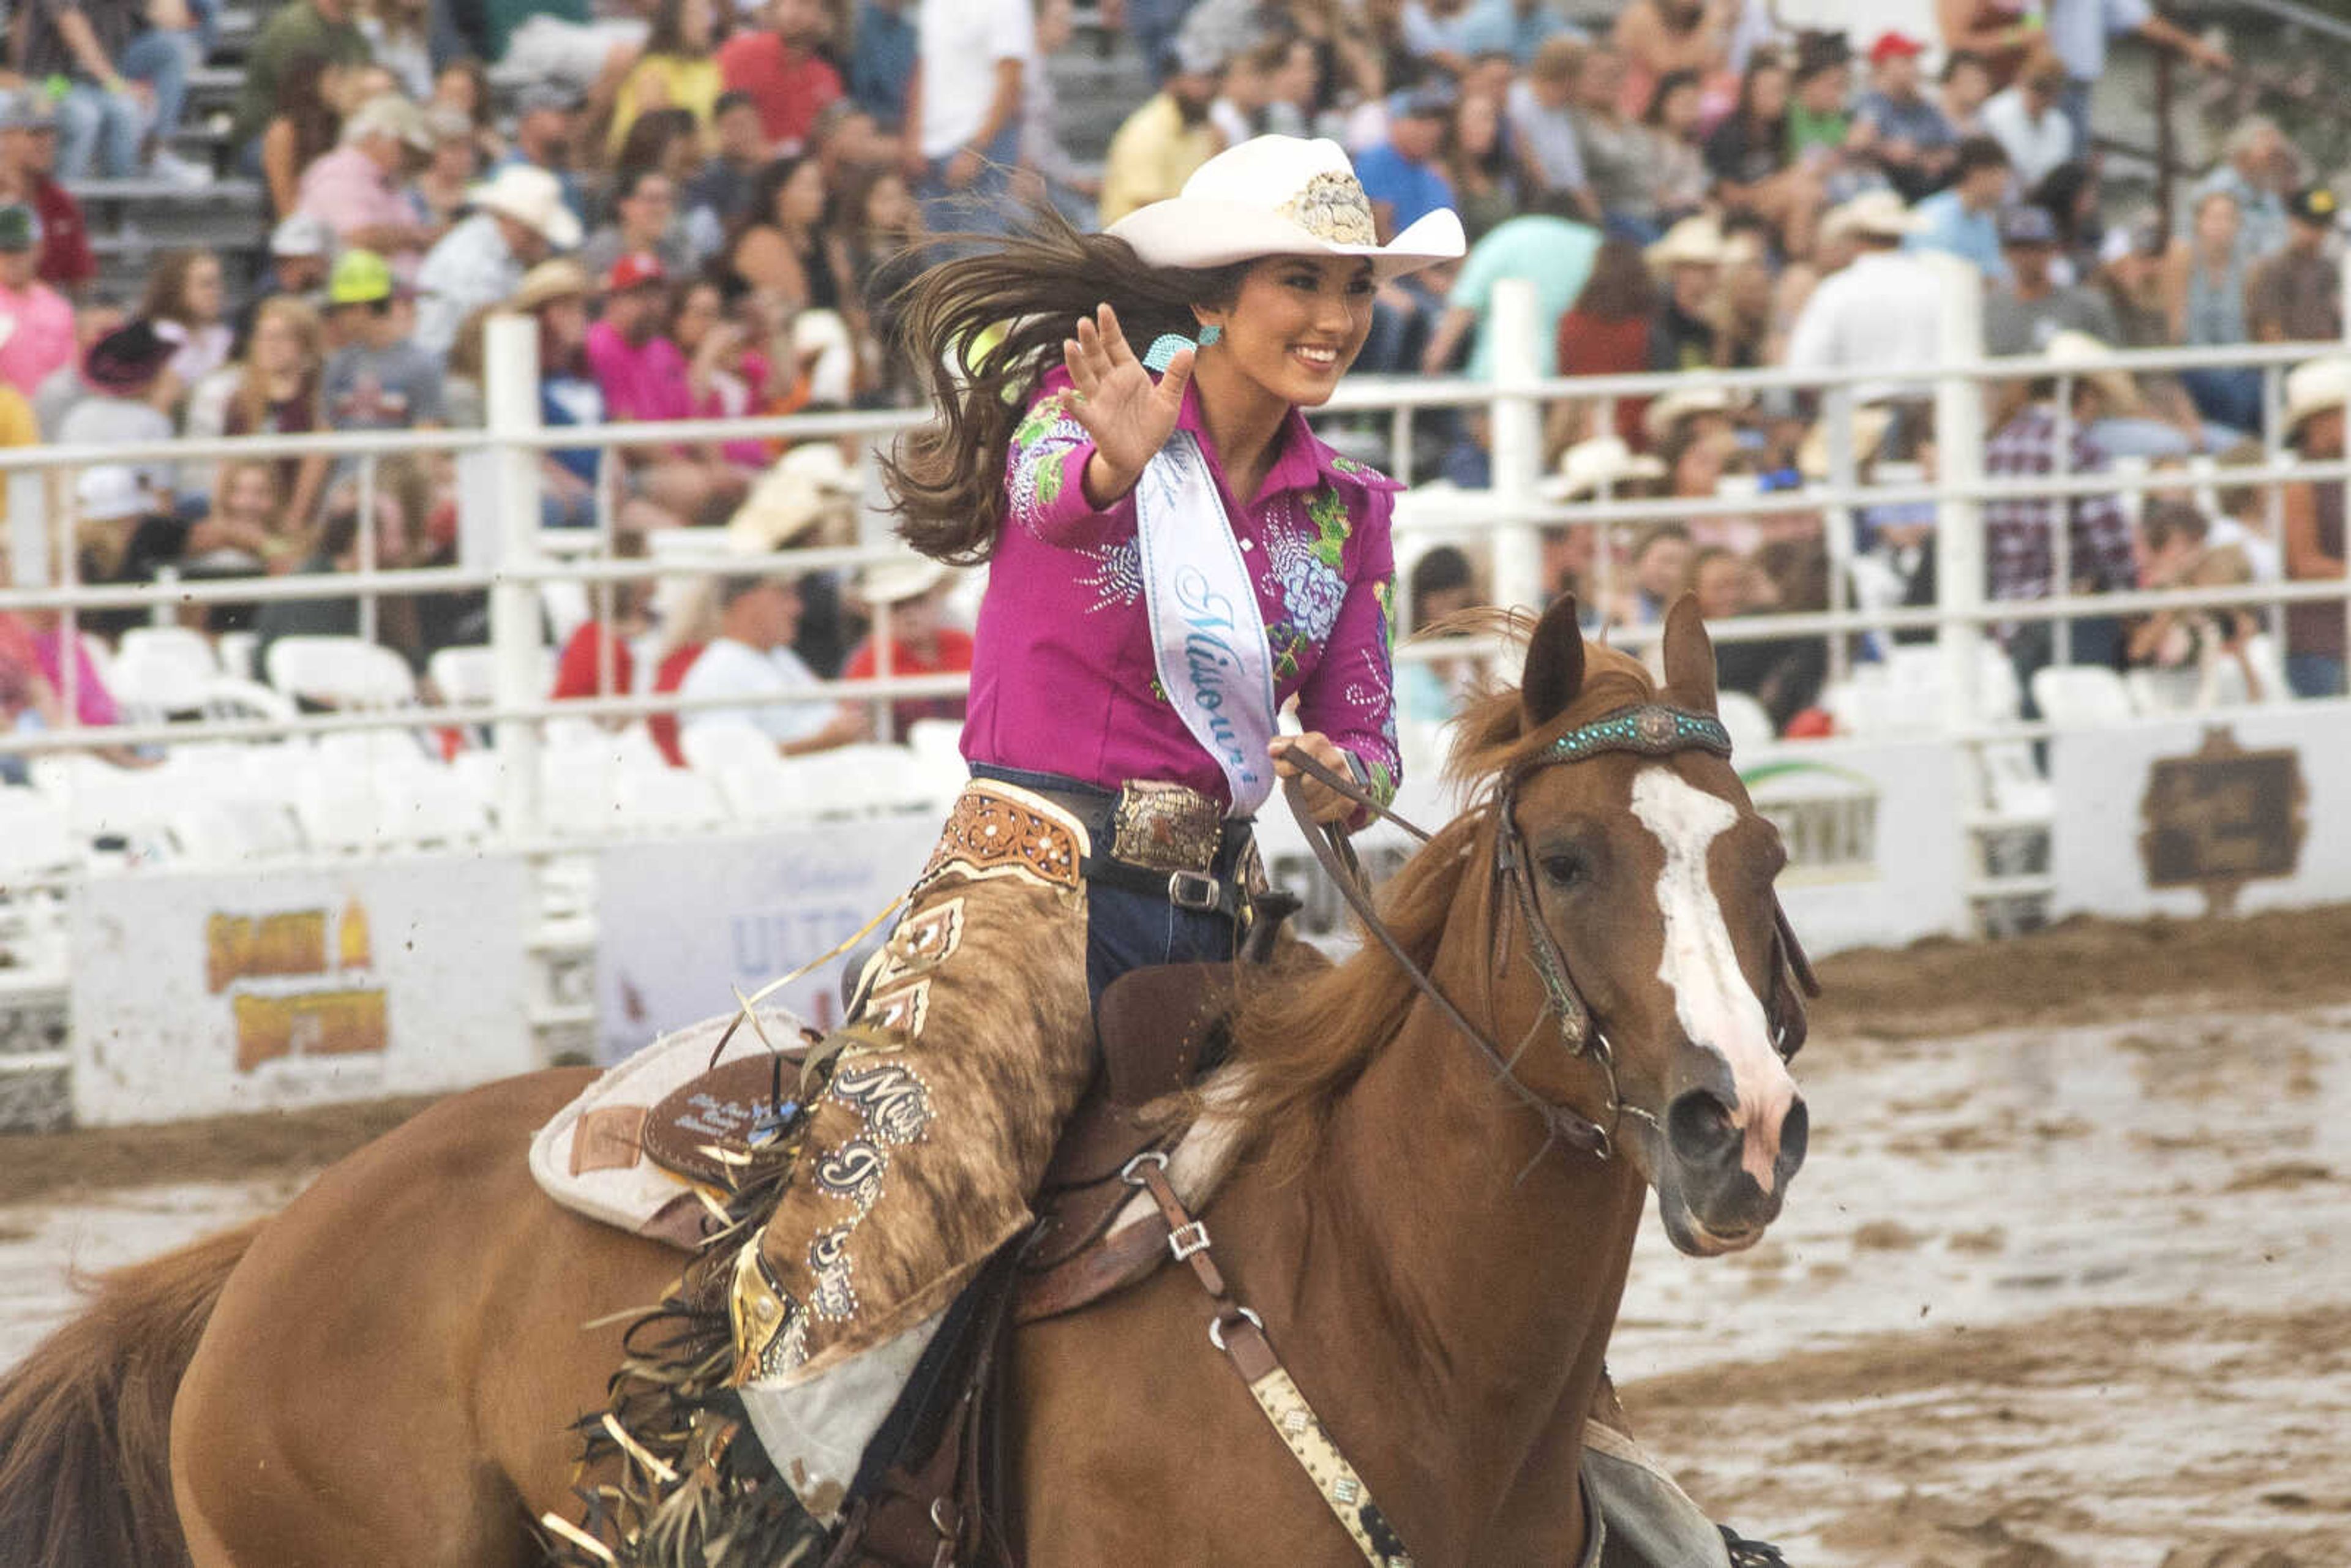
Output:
[1784, 190, 1948, 407]
[678, 574, 866, 753]
[1979, 59, 2075, 193]
[909, 0, 1032, 236]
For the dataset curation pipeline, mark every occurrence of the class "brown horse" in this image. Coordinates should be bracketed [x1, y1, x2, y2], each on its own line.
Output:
[0, 596, 1808, 1567]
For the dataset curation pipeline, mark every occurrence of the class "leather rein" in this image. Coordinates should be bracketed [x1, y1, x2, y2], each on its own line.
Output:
[1279, 703, 1818, 1165]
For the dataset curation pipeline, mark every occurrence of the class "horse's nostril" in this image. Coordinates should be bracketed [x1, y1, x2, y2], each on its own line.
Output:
[1779, 1097, 1810, 1173]
[1665, 1089, 1739, 1165]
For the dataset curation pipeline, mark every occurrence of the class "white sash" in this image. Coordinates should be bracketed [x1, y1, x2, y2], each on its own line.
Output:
[1133, 431, 1280, 815]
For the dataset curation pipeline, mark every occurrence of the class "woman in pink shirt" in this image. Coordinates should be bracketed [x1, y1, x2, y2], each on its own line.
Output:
[716, 135, 1463, 1537]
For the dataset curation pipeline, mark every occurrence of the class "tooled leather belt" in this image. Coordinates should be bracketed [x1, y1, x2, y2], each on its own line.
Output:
[1021, 778, 1258, 920]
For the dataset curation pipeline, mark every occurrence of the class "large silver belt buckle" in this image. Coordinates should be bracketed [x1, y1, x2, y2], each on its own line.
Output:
[1110, 781, 1223, 875]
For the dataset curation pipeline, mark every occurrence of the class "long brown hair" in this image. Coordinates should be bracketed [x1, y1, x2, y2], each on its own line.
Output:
[230, 296, 323, 435]
[884, 207, 1247, 565]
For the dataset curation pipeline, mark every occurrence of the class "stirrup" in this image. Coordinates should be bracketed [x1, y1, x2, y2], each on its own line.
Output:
[1720, 1525, 1792, 1567]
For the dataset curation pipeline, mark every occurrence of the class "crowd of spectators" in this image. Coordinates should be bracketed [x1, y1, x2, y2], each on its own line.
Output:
[1, 0, 2349, 772]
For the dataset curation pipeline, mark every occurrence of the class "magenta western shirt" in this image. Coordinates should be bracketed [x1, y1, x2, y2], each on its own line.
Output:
[961, 367, 1403, 810]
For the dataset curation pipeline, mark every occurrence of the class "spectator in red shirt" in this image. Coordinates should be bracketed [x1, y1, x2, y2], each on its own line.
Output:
[551, 574, 656, 705]
[840, 557, 973, 741]
[718, 0, 844, 154]
[1555, 236, 1659, 447]
[0, 92, 96, 298]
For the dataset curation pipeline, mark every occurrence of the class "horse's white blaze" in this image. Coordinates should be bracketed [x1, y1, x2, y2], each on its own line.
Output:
[1629, 767, 1795, 1192]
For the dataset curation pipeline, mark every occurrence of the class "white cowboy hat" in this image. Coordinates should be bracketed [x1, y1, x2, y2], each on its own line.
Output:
[1645, 215, 1728, 271]
[2043, 329, 2143, 415]
[856, 552, 949, 605]
[1823, 188, 1921, 242]
[1641, 384, 1735, 446]
[1540, 436, 1667, 501]
[1105, 135, 1464, 280]
[75, 464, 148, 522]
[467, 163, 583, 251]
[2283, 355, 2351, 435]
[1795, 403, 1894, 479]
[726, 441, 861, 553]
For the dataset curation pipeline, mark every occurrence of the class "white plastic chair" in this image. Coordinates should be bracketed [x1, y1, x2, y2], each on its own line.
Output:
[215, 629, 260, 681]
[0, 786, 77, 882]
[116, 625, 219, 675]
[198, 675, 300, 726]
[1715, 690, 1775, 752]
[264, 636, 418, 710]
[289, 759, 388, 853]
[612, 763, 725, 830]
[2029, 664, 2136, 727]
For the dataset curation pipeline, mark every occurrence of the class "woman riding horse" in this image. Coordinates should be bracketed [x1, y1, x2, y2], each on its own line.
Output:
[726, 133, 1466, 1527]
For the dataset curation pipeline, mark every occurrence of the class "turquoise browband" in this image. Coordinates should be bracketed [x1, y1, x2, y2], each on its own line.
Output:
[1542, 703, 1734, 765]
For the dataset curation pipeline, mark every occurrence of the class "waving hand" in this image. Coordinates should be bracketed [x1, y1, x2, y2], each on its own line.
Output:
[1063, 303, 1194, 508]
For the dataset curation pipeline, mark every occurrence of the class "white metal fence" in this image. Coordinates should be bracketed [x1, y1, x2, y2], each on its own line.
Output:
[0, 282, 2346, 870]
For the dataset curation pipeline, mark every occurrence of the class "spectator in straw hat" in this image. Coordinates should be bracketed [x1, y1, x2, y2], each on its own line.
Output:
[414, 162, 582, 359]
[1786, 189, 1945, 406]
[841, 554, 973, 741]
[2281, 356, 2350, 698]
[1645, 213, 1727, 371]
[501, 258, 608, 531]
[0, 206, 77, 399]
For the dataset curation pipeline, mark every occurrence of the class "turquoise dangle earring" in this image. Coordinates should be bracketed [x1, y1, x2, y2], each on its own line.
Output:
[1142, 323, 1221, 372]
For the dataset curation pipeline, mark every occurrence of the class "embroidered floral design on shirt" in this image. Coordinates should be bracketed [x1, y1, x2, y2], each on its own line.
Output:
[1267, 491, 1349, 645]
[1008, 391, 1088, 538]
[1078, 537, 1142, 611]
[1266, 620, 1310, 683]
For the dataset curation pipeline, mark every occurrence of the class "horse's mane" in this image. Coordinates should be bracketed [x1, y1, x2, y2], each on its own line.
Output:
[1218, 611, 1659, 1180]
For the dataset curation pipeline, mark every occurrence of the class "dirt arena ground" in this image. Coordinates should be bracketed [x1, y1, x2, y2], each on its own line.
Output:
[7, 907, 2351, 1566]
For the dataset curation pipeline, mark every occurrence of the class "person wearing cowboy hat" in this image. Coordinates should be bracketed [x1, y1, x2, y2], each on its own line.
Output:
[413, 162, 583, 359]
[838, 551, 973, 741]
[2281, 356, 2351, 697]
[710, 133, 1464, 1536]
[1785, 185, 1946, 408]
[1644, 212, 1728, 372]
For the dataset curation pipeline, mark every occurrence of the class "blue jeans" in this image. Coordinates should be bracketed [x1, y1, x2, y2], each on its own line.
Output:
[967, 764, 1243, 1014]
[2179, 366, 2264, 435]
[54, 28, 199, 178]
[918, 123, 1022, 242]
[2287, 652, 2344, 699]
[1126, 0, 1200, 80]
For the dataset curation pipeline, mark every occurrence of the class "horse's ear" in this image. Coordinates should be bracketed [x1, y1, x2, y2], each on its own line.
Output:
[1661, 593, 1719, 716]
[1521, 595, 1587, 730]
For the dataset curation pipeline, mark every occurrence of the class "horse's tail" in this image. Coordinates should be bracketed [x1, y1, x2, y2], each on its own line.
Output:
[0, 1219, 263, 1568]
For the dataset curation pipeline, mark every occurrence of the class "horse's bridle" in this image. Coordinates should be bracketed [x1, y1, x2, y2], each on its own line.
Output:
[1284, 702, 1818, 1165]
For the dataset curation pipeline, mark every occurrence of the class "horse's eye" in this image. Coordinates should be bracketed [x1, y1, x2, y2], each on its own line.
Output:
[1540, 852, 1588, 890]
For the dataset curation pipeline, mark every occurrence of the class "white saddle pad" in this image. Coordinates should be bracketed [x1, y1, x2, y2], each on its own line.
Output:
[528, 1006, 812, 1247]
